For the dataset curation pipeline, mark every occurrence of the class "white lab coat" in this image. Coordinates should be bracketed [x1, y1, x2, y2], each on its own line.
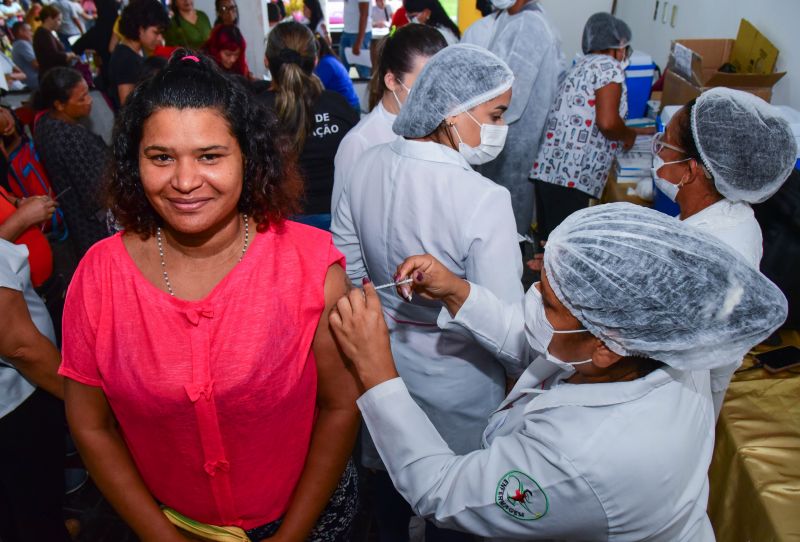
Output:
[332, 101, 397, 213]
[358, 283, 717, 541]
[435, 25, 459, 46]
[682, 199, 762, 267]
[682, 199, 763, 418]
[462, 1, 564, 234]
[331, 138, 524, 469]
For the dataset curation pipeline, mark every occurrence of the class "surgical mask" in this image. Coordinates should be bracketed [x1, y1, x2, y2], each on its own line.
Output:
[490, 0, 515, 10]
[544, 351, 593, 377]
[652, 155, 690, 202]
[451, 110, 508, 165]
[614, 44, 632, 70]
[390, 79, 411, 111]
[525, 284, 592, 369]
[408, 15, 420, 24]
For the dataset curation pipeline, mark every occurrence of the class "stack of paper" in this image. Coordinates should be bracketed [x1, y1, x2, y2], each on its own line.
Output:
[616, 135, 654, 180]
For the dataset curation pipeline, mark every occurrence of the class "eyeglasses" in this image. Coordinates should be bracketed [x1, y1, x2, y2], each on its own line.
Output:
[623, 44, 633, 60]
[613, 44, 633, 60]
[651, 131, 686, 156]
[219, 4, 237, 11]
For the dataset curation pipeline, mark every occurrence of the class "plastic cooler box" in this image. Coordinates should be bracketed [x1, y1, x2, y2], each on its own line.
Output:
[625, 51, 656, 119]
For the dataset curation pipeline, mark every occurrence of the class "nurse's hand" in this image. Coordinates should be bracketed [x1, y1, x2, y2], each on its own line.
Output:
[329, 280, 399, 391]
[395, 255, 470, 317]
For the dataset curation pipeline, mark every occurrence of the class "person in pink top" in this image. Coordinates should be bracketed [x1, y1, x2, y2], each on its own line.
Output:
[59, 50, 362, 542]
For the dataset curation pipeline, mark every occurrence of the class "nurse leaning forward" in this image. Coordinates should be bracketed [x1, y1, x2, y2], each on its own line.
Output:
[331, 44, 523, 539]
[330, 203, 787, 541]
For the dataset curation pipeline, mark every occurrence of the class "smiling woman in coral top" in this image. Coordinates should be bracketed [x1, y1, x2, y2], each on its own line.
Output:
[59, 51, 361, 542]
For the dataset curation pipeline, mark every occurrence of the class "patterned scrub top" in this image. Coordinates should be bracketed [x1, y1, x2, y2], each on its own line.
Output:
[530, 54, 627, 198]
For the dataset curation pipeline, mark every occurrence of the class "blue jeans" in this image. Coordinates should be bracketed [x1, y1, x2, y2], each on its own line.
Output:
[339, 31, 372, 79]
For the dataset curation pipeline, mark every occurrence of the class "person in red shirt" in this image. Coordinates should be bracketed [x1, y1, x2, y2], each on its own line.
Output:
[60, 50, 361, 542]
[0, 188, 54, 288]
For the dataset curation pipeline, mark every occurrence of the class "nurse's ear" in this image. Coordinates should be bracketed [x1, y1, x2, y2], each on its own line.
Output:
[384, 71, 403, 93]
[591, 339, 623, 368]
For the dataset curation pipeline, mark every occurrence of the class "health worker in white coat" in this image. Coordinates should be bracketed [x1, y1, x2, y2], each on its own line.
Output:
[332, 24, 447, 212]
[652, 87, 797, 417]
[462, 0, 564, 235]
[329, 202, 788, 541]
[331, 43, 523, 541]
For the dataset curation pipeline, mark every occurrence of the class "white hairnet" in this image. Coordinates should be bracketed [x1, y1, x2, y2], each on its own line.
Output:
[581, 12, 631, 54]
[392, 44, 514, 138]
[543, 202, 787, 370]
[690, 87, 797, 203]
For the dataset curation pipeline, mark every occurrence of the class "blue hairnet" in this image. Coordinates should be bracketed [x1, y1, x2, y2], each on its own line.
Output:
[690, 87, 797, 203]
[392, 44, 514, 138]
[581, 12, 631, 54]
[543, 203, 787, 370]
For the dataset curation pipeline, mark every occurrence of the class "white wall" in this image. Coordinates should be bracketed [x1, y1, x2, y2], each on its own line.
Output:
[615, 0, 800, 108]
[194, 0, 269, 78]
[539, 0, 613, 62]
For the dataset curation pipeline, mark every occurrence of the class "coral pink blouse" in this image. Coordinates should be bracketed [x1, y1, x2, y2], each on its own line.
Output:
[59, 221, 344, 529]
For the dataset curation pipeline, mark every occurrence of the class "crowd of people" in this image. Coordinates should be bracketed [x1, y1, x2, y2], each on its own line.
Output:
[0, 0, 797, 541]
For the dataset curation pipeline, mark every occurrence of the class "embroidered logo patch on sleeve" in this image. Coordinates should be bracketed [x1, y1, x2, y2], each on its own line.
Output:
[495, 470, 548, 521]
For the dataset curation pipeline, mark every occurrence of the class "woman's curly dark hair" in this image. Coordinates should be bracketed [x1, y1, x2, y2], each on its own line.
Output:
[107, 49, 303, 237]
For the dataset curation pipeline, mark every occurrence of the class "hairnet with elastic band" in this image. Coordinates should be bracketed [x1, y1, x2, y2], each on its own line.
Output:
[690, 87, 797, 203]
[581, 12, 631, 54]
[543, 202, 787, 371]
[392, 44, 514, 138]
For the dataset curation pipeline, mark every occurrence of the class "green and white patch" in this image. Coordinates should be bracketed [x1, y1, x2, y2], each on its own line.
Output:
[495, 470, 548, 521]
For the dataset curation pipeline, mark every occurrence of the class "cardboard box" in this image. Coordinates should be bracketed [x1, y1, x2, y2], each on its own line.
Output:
[730, 19, 779, 75]
[662, 28, 786, 107]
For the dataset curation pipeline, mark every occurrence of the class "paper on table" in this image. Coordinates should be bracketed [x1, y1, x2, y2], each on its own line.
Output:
[671, 42, 694, 81]
[343, 47, 372, 69]
[617, 135, 654, 178]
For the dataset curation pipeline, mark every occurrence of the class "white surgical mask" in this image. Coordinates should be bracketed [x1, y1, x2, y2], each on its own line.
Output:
[524, 284, 592, 370]
[620, 57, 630, 70]
[652, 154, 690, 202]
[390, 79, 411, 111]
[544, 351, 593, 377]
[490, 0, 515, 10]
[452, 110, 508, 165]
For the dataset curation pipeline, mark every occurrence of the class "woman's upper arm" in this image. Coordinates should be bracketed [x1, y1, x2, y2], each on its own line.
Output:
[117, 83, 135, 105]
[312, 263, 363, 410]
[0, 286, 44, 358]
[595, 82, 623, 130]
[65, 378, 116, 432]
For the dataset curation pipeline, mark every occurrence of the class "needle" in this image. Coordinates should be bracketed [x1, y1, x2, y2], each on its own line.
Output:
[54, 186, 72, 199]
[373, 277, 414, 291]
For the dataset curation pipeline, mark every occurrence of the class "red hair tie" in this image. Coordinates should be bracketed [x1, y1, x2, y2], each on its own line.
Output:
[182, 55, 200, 63]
